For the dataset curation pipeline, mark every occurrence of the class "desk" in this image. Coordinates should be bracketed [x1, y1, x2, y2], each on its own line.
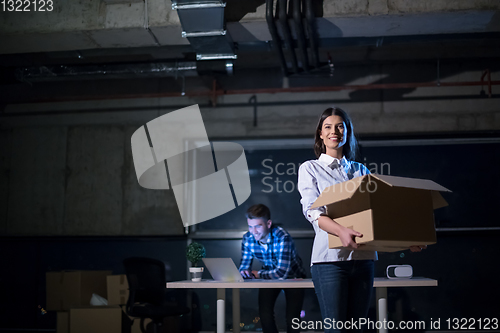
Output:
[167, 278, 437, 333]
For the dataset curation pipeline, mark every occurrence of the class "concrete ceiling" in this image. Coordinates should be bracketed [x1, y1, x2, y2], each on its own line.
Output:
[1, 0, 499, 104]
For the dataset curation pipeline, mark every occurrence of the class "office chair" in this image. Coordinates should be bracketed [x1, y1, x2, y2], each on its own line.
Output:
[123, 257, 189, 333]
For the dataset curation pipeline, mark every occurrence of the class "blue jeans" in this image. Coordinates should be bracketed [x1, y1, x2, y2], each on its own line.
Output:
[311, 260, 374, 333]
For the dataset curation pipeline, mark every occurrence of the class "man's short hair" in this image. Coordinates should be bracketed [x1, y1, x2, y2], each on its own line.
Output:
[246, 204, 271, 221]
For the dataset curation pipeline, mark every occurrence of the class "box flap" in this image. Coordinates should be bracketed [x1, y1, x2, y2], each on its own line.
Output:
[310, 176, 367, 209]
[371, 174, 451, 192]
[431, 190, 448, 209]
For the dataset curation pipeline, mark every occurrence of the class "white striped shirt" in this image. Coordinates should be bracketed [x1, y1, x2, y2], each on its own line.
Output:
[298, 154, 377, 264]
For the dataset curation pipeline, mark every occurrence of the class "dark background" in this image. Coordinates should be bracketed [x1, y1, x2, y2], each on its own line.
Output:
[2, 139, 499, 331]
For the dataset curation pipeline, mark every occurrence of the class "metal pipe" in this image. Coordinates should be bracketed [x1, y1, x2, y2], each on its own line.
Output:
[184, 226, 500, 240]
[249, 95, 258, 127]
[278, 0, 299, 74]
[15, 62, 198, 82]
[292, 0, 309, 72]
[266, 0, 288, 76]
[172, 1, 226, 10]
[480, 69, 491, 96]
[6, 80, 500, 104]
[211, 79, 218, 107]
[488, 69, 492, 97]
[304, 0, 319, 68]
[217, 80, 500, 95]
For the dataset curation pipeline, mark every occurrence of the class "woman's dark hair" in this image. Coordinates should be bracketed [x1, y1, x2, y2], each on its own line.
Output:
[246, 204, 271, 221]
[314, 107, 359, 160]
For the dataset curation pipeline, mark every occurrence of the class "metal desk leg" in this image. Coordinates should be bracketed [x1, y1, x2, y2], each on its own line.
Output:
[217, 288, 225, 333]
[232, 288, 240, 333]
[376, 287, 388, 333]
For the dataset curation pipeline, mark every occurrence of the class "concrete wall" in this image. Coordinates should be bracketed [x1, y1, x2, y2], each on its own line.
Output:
[1, 124, 184, 236]
[0, 0, 179, 34]
[1, 72, 499, 235]
[7, 127, 67, 235]
[0, 0, 187, 53]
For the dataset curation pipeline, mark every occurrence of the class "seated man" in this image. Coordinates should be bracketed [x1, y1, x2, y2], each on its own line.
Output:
[239, 204, 306, 333]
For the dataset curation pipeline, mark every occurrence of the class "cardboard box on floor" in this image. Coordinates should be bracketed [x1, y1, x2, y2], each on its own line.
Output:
[56, 312, 69, 333]
[69, 306, 131, 333]
[107, 274, 129, 306]
[311, 174, 451, 252]
[46, 270, 112, 311]
[58, 306, 151, 333]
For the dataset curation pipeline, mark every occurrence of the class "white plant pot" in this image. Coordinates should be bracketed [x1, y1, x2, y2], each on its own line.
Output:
[189, 267, 204, 282]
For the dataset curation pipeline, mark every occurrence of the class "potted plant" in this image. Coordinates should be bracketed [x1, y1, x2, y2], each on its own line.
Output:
[186, 241, 206, 282]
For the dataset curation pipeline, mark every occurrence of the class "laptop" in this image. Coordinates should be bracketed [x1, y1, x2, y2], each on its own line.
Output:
[202, 258, 245, 282]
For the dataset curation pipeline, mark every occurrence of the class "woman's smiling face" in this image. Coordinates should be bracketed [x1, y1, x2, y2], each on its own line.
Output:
[319, 115, 347, 154]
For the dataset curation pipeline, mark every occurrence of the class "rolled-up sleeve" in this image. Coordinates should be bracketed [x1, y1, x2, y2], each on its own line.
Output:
[298, 162, 325, 227]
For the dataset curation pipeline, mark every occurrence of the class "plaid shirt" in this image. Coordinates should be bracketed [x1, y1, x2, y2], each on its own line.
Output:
[239, 226, 306, 279]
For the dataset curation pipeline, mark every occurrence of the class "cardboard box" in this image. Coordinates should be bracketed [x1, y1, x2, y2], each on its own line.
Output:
[311, 174, 450, 252]
[107, 275, 129, 306]
[70, 306, 131, 333]
[46, 270, 112, 311]
[57, 312, 69, 333]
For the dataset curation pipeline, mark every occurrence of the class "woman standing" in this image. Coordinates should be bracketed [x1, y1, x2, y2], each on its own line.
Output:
[298, 107, 425, 333]
[297, 107, 375, 333]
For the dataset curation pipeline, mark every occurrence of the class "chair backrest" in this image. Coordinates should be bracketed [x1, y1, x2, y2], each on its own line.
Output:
[123, 257, 167, 307]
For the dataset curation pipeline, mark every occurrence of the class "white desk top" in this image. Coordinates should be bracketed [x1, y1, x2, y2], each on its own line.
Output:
[167, 277, 437, 289]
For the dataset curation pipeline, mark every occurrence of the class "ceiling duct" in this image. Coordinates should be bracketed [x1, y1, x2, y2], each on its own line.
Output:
[266, 0, 319, 76]
[172, 0, 237, 65]
[15, 61, 198, 82]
